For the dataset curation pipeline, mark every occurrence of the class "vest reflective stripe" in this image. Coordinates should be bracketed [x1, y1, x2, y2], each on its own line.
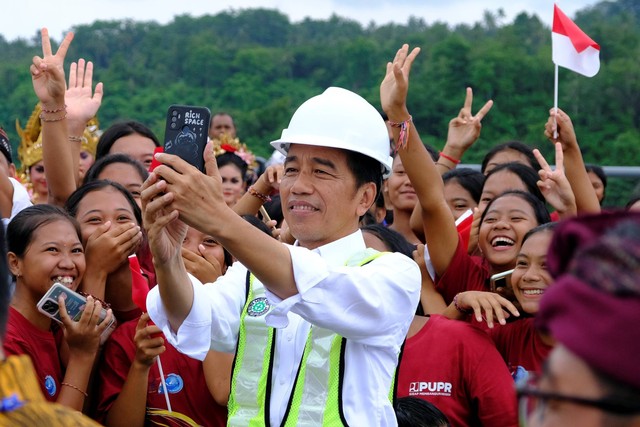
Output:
[228, 249, 386, 427]
[283, 328, 345, 427]
[228, 273, 275, 426]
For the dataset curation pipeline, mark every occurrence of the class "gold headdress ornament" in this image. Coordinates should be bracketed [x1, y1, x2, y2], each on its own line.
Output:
[82, 116, 101, 157]
[16, 103, 43, 175]
[212, 133, 258, 173]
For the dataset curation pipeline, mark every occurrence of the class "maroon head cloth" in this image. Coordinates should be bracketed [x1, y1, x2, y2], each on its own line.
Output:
[537, 210, 640, 389]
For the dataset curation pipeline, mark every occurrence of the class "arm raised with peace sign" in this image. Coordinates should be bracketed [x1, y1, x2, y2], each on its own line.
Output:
[441, 87, 493, 164]
[534, 143, 576, 218]
[30, 28, 73, 110]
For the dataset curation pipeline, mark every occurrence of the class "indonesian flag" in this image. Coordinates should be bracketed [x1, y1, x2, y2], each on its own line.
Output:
[552, 4, 600, 77]
[129, 254, 150, 313]
[456, 209, 474, 252]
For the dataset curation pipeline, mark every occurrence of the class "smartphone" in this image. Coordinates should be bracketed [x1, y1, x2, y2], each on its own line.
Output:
[37, 283, 116, 340]
[163, 105, 211, 172]
[489, 269, 514, 292]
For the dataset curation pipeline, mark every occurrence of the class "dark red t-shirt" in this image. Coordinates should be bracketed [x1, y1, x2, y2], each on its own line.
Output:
[96, 318, 227, 427]
[436, 237, 491, 304]
[489, 317, 552, 375]
[4, 307, 63, 401]
[397, 315, 518, 427]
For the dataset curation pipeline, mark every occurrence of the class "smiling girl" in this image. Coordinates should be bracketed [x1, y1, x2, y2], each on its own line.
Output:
[4, 205, 113, 411]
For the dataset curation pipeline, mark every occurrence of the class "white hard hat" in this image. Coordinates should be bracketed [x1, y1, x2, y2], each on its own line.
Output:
[270, 87, 393, 177]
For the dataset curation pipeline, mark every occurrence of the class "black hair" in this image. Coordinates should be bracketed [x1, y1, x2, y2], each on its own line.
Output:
[626, 195, 640, 210]
[360, 224, 415, 258]
[241, 214, 274, 237]
[442, 168, 485, 204]
[481, 140, 541, 174]
[0, 223, 8, 339]
[394, 397, 450, 427]
[585, 164, 607, 204]
[483, 162, 545, 204]
[521, 222, 558, 246]
[7, 205, 81, 258]
[263, 194, 284, 228]
[392, 144, 439, 163]
[95, 120, 160, 160]
[217, 152, 249, 183]
[83, 153, 149, 186]
[210, 112, 236, 128]
[66, 180, 142, 227]
[480, 190, 551, 227]
[346, 150, 384, 203]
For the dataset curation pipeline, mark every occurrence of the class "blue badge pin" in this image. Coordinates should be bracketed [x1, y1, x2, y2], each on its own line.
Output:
[247, 297, 270, 317]
[44, 375, 57, 397]
[158, 373, 184, 394]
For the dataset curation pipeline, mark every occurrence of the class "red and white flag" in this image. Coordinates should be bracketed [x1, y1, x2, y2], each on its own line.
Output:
[552, 4, 600, 77]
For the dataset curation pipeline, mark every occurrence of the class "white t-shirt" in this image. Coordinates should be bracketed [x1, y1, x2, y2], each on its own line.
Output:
[2, 177, 32, 227]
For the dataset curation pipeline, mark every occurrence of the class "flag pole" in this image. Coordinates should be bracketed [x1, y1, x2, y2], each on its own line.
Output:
[553, 63, 559, 139]
[157, 356, 173, 412]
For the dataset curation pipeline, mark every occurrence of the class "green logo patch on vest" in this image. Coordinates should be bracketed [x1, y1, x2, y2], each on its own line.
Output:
[247, 297, 270, 317]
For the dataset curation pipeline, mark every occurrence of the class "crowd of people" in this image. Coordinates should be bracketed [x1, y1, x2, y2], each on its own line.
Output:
[0, 28, 638, 427]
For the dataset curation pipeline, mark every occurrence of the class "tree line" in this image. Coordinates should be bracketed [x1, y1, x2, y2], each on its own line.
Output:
[0, 0, 638, 204]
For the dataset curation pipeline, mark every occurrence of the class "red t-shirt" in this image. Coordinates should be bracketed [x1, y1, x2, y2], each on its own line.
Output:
[436, 237, 491, 304]
[397, 315, 518, 427]
[96, 318, 226, 427]
[489, 317, 553, 375]
[3, 307, 63, 401]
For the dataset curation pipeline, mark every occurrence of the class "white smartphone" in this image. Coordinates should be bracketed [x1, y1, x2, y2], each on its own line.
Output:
[489, 268, 515, 292]
[37, 283, 116, 340]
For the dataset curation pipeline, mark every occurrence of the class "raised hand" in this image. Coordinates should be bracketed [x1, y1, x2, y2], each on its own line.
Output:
[30, 28, 74, 108]
[141, 171, 189, 264]
[66, 59, 103, 127]
[133, 313, 166, 367]
[544, 108, 578, 151]
[445, 88, 493, 155]
[533, 143, 576, 217]
[59, 295, 114, 356]
[380, 44, 421, 121]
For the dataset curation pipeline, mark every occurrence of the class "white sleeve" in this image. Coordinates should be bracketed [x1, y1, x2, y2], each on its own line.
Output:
[147, 262, 249, 360]
[2, 178, 32, 228]
[265, 246, 420, 350]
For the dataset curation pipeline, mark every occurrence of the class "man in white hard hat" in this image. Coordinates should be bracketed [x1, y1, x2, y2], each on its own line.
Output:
[142, 86, 420, 426]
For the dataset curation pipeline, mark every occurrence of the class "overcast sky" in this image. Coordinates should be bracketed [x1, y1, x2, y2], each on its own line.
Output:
[2, 0, 600, 42]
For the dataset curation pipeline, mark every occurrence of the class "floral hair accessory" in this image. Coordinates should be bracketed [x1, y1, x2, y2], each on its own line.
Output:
[212, 133, 257, 173]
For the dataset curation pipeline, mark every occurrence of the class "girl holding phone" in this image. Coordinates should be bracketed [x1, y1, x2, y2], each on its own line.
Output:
[5, 204, 113, 411]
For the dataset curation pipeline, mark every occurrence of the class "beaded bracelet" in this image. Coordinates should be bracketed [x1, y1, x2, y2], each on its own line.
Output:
[61, 382, 88, 398]
[388, 115, 412, 151]
[438, 151, 461, 164]
[453, 293, 473, 315]
[248, 186, 272, 203]
[40, 104, 66, 114]
[77, 291, 112, 310]
[39, 111, 67, 122]
[68, 135, 83, 143]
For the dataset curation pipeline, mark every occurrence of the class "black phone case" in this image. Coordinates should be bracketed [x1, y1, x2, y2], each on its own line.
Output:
[163, 105, 211, 172]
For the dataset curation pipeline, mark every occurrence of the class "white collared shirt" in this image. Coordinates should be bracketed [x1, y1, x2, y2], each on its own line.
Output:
[148, 229, 420, 426]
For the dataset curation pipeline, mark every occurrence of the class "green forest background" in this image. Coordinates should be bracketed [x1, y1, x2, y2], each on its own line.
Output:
[0, 0, 638, 206]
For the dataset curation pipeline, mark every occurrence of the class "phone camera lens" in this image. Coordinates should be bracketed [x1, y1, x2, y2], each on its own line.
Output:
[42, 300, 58, 315]
[172, 110, 178, 116]
[171, 117, 177, 123]
[170, 123, 177, 129]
